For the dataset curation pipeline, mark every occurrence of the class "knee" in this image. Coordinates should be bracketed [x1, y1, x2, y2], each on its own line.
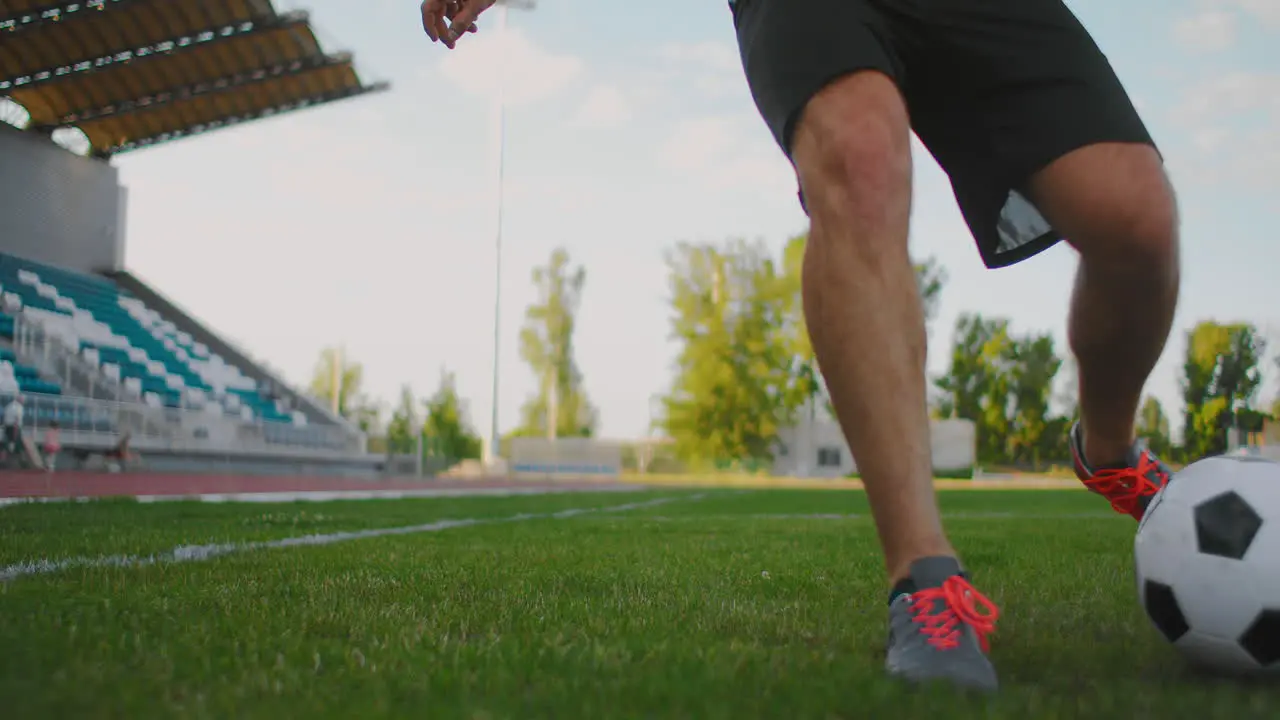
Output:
[1084, 185, 1179, 270]
[790, 72, 912, 233]
[1039, 145, 1180, 270]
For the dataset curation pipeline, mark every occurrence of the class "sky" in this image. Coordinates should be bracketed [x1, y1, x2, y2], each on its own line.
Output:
[112, 0, 1280, 442]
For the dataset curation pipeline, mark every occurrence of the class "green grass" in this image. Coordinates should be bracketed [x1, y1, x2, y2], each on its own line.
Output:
[1, 488, 1276, 719]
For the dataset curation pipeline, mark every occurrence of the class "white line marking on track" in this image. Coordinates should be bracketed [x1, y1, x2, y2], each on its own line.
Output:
[0, 493, 707, 583]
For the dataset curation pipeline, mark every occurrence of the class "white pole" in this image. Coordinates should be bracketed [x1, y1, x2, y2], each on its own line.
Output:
[486, 0, 536, 466]
[485, 2, 510, 466]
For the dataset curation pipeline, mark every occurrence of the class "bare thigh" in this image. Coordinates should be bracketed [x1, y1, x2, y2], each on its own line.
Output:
[1026, 143, 1178, 262]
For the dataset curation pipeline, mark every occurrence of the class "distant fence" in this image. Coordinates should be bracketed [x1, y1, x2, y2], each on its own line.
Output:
[509, 438, 623, 480]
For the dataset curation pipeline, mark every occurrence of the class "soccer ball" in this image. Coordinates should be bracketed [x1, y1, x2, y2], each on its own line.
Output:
[1134, 454, 1280, 674]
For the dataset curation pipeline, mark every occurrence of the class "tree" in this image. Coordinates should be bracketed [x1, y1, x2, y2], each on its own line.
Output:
[1136, 396, 1172, 458]
[515, 248, 598, 439]
[1006, 332, 1064, 466]
[422, 370, 482, 462]
[660, 238, 796, 466]
[309, 346, 364, 418]
[933, 314, 1014, 464]
[778, 235, 823, 425]
[914, 256, 947, 328]
[1181, 321, 1267, 459]
[933, 316, 1067, 467]
[385, 384, 420, 455]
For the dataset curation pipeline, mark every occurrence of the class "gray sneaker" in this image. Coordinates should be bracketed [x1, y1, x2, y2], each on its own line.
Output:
[884, 556, 1000, 692]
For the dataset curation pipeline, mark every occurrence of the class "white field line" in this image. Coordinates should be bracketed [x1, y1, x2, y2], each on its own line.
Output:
[0, 493, 707, 583]
[629, 511, 1119, 521]
[0, 485, 648, 509]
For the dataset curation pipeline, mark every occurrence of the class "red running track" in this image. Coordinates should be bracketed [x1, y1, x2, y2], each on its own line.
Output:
[0, 471, 630, 499]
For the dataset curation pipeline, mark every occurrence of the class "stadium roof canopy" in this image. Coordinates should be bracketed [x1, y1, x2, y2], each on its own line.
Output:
[0, 0, 387, 157]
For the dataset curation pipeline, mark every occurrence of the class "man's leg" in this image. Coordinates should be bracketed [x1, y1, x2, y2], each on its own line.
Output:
[1027, 144, 1180, 519]
[790, 73, 999, 692]
[791, 73, 952, 585]
[732, 0, 999, 692]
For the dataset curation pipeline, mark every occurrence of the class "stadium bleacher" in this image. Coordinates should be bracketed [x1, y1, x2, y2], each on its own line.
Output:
[0, 0, 383, 462]
[0, 252, 298, 423]
[0, 346, 59, 396]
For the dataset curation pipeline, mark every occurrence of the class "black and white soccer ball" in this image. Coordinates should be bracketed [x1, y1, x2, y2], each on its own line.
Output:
[1135, 454, 1280, 674]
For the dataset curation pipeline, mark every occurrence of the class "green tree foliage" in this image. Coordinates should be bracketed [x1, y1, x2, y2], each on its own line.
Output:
[1136, 396, 1172, 457]
[308, 346, 382, 439]
[660, 239, 797, 465]
[1180, 321, 1266, 459]
[309, 346, 364, 418]
[933, 314, 1067, 467]
[933, 314, 1009, 460]
[914, 256, 947, 328]
[422, 370, 482, 462]
[1007, 332, 1065, 465]
[515, 248, 598, 439]
[385, 384, 419, 455]
[779, 235, 819, 415]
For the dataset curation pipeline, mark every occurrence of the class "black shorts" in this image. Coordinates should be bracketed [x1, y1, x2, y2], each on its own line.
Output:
[730, 0, 1156, 269]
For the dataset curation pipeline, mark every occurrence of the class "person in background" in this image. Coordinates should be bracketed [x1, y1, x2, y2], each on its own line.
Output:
[104, 430, 136, 473]
[42, 420, 61, 472]
[3, 394, 24, 458]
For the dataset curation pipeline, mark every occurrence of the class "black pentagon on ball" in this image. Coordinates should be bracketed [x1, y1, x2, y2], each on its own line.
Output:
[1194, 491, 1263, 560]
[1240, 610, 1280, 667]
[1144, 579, 1190, 643]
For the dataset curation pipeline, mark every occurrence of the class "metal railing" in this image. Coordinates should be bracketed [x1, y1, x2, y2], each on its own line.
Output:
[6, 314, 362, 455]
[7, 390, 362, 456]
[12, 313, 126, 403]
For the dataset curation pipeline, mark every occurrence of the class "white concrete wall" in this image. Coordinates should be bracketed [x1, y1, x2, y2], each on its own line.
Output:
[0, 124, 125, 274]
[509, 438, 623, 479]
[773, 418, 977, 478]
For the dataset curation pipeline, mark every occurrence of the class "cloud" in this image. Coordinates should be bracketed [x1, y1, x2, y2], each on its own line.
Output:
[658, 116, 794, 196]
[1172, 0, 1280, 51]
[572, 85, 632, 128]
[1172, 10, 1237, 51]
[1231, 0, 1280, 26]
[655, 41, 745, 99]
[657, 41, 740, 74]
[1176, 72, 1280, 124]
[659, 117, 737, 172]
[1171, 72, 1280, 190]
[436, 28, 583, 106]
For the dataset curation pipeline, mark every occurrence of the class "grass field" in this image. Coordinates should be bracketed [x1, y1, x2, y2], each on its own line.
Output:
[2, 488, 1277, 719]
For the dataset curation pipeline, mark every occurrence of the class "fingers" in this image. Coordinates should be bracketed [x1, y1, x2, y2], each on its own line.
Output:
[420, 0, 450, 43]
[443, 0, 492, 49]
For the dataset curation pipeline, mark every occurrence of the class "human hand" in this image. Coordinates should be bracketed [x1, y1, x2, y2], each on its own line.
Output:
[421, 0, 493, 49]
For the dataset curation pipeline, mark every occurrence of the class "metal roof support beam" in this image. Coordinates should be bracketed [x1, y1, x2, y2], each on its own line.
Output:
[34, 53, 354, 128]
[0, 0, 138, 33]
[0, 9, 310, 92]
[107, 81, 390, 155]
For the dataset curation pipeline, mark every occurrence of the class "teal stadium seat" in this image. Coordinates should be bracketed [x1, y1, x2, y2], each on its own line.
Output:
[0, 254, 296, 424]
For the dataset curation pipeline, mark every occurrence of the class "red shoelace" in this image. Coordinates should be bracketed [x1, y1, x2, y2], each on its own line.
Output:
[910, 576, 1000, 652]
[1081, 451, 1169, 518]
